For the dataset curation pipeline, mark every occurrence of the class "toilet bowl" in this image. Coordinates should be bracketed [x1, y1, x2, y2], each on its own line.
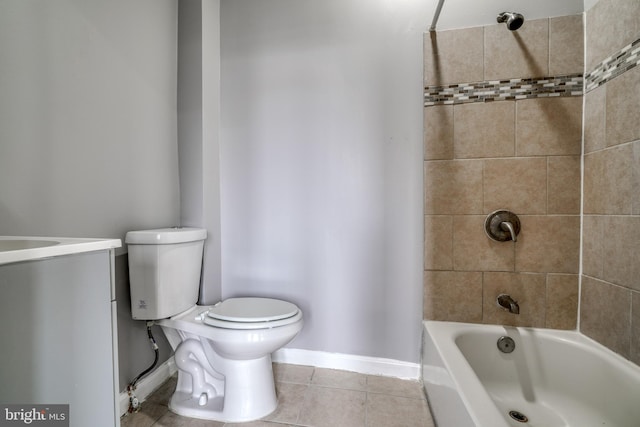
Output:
[158, 298, 303, 422]
[125, 228, 303, 423]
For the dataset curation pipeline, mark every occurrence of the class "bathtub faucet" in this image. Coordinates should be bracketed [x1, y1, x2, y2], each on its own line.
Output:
[497, 294, 519, 314]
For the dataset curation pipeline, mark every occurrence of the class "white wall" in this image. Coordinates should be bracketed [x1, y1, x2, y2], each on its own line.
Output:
[220, 0, 428, 362]
[0, 0, 180, 241]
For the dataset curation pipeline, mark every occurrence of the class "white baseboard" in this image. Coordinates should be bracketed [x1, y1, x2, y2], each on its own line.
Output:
[272, 348, 421, 380]
[118, 357, 177, 416]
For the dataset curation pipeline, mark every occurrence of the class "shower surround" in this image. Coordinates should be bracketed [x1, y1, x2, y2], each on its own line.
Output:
[423, 15, 584, 330]
[424, 0, 640, 366]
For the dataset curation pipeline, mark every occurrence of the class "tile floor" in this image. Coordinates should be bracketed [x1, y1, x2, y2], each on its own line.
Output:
[121, 363, 435, 427]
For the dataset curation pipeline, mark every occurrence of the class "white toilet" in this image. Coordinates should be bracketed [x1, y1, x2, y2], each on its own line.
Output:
[125, 227, 303, 423]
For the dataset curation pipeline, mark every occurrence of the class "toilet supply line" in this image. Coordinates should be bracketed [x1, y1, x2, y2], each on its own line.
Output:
[126, 321, 159, 414]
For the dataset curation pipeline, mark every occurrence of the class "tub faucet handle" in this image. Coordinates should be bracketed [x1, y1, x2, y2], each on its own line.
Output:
[500, 221, 517, 242]
[485, 210, 521, 242]
[497, 294, 520, 314]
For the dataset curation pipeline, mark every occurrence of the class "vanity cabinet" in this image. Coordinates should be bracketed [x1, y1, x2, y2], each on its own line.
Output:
[0, 248, 120, 427]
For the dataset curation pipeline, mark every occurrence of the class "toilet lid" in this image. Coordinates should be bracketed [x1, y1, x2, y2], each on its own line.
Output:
[207, 297, 299, 323]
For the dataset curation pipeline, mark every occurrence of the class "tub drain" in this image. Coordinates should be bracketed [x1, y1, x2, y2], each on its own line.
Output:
[508, 410, 528, 423]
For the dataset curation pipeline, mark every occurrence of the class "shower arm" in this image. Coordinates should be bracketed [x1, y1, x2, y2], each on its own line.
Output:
[429, 0, 445, 32]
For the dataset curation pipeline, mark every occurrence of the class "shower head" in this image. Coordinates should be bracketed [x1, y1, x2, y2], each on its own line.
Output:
[497, 12, 524, 31]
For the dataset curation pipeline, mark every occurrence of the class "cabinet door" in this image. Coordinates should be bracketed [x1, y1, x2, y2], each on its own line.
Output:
[0, 251, 117, 427]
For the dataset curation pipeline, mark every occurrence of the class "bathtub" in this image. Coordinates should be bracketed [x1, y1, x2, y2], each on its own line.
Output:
[422, 321, 640, 427]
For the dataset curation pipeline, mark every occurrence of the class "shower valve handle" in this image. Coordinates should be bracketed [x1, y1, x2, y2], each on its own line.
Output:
[485, 210, 521, 242]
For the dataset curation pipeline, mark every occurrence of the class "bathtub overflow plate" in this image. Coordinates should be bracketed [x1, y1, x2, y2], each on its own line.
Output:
[497, 336, 515, 353]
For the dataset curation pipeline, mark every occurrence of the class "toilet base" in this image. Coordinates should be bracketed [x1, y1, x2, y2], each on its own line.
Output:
[169, 353, 278, 423]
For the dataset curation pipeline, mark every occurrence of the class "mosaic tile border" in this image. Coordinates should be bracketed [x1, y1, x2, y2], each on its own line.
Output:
[424, 74, 583, 106]
[585, 36, 640, 92]
[423, 33, 640, 106]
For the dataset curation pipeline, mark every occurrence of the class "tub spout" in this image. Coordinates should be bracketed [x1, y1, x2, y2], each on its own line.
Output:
[497, 294, 519, 314]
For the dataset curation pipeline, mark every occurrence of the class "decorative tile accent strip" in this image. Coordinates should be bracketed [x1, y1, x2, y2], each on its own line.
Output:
[424, 74, 583, 106]
[585, 36, 640, 92]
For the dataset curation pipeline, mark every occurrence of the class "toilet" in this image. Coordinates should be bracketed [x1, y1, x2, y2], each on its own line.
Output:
[125, 227, 303, 423]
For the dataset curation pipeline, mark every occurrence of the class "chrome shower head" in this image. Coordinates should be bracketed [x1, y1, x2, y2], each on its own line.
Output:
[497, 12, 524, 31]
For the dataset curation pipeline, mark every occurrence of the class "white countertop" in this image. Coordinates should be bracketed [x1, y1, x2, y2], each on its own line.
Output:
[0, 236, 122, 266]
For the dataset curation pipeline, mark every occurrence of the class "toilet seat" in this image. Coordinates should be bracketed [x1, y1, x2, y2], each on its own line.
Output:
[203, 297, 301, 330]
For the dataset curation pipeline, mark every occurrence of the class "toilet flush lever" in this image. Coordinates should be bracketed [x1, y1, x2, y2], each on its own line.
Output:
[485, 210, 521, 242]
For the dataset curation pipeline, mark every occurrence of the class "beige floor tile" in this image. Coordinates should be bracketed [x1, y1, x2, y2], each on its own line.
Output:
[153, 411, 224, 427]
[273, 363, 314, 384]
[120, 401, 168, 427]
[265, 382, 308, 424]
[123, 364, 435, 427]
[366, 375, 425, 400]
[225, 422, 292, 427]
[366, 393, 434, 427]
[145, 374, 177, 406]
[311, 368, 367, 390]
[297, 386, 366, 427]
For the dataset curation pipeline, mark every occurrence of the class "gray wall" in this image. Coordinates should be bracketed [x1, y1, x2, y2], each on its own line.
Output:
[0, 0, 180, 391]
[219, 0, 427, 362]
[178, 0, 223, 305]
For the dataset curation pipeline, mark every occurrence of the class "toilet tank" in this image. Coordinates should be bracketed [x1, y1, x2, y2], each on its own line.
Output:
[125, 227, 207, 320]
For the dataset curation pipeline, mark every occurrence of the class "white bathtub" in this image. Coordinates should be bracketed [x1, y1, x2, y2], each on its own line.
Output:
[422, 321, 640, 427]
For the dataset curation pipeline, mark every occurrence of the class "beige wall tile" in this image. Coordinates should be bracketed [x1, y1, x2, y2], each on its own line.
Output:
[424, 28, 484, 86]
[584, 85, 606, 154]
[423, 271, 482, 322]
[424, 215, 452, 270]
[548, 156, 581, 214]
[549, 15, 584, 76]
[482, 272, 546, 327]
[484, 19, 549, 80]
[583, 144, 633, 214]
[634, 142, 640, 215]
[424, 105, 454, 160]
[453, 102, 515, 159]
[607, 66, 640, 146]
[602, 216, 640, 291]
[483, 157, 547, 214]
[545, 274, 578, 330]
[516, 97, 582, 156]
[582, 215, 604, 279]
[586, 0, 640, 70]
[515, 215, 580, 274]
[424, 160, 483, 214]
[580, 276, 631, 359]
[632, 292, 640, 366]
[452, 215, 514, 272]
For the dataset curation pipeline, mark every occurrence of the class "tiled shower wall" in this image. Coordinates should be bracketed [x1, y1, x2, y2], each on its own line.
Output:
[423, 16, 584, 329]
[581, 0, 640, 364]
